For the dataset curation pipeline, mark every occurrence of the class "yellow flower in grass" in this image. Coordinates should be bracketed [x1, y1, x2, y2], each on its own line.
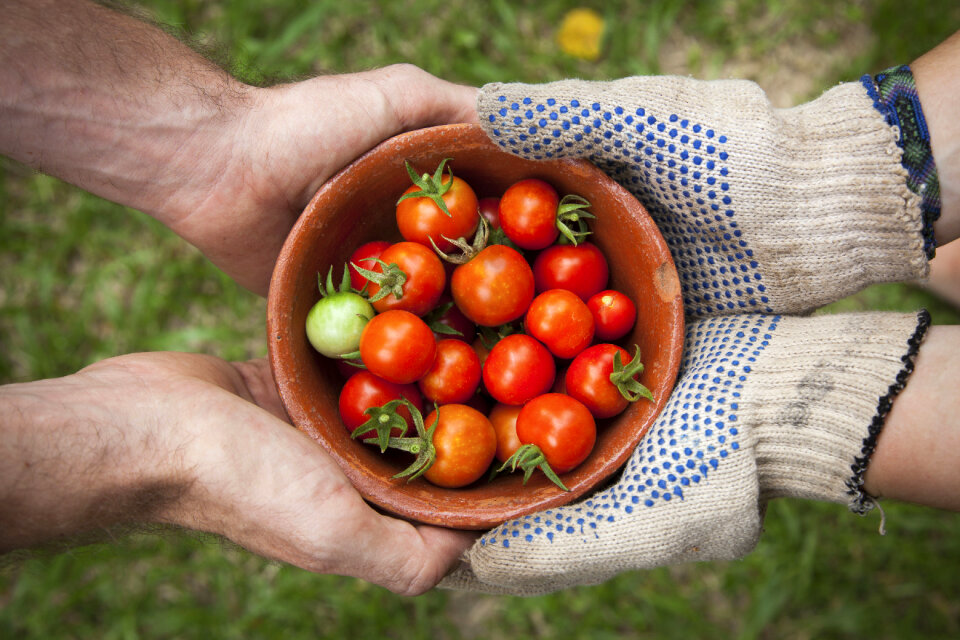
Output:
[557, 8, 605, 61]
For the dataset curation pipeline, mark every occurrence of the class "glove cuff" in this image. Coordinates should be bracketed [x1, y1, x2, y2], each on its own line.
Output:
[745, 311, 931, 510]
[862, 65, 941, 259]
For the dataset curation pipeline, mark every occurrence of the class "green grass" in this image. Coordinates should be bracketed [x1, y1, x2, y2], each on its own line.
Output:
[3, 0, 960, 638]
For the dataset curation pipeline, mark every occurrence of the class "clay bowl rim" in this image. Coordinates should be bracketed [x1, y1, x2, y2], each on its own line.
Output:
[267, 123, 684, 530]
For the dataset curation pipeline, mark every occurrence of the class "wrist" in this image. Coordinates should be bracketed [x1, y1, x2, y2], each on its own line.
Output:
[0, 0, 256, 230]
[745, 311, 930, 510]
[0, 367, 194, 551]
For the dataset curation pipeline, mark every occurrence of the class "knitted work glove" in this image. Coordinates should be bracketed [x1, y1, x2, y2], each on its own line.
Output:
[440, 311, 930, 595]
[477, 71, 939, 317]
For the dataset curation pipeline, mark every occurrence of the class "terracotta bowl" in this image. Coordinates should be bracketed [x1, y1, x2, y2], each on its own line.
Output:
[267, 123, 684, 530]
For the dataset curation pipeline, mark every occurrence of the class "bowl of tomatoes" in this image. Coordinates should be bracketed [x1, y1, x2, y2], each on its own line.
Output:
[267, 123, 684, 530]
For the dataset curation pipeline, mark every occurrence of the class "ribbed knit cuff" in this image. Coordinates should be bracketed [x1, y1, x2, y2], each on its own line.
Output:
[747, 311, 930, 510]
[862, 65, 941, 259]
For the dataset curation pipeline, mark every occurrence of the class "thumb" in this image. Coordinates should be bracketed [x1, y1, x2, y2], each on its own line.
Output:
[360, 63, 480, 134]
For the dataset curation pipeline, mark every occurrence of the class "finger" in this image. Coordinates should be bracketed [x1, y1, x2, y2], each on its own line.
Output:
[336, 504, 477, 596]
[230, 358, 290, 422]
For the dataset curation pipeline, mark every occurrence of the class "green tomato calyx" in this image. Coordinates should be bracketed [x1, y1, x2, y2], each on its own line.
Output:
[498, 444, 569, 491]
[397, 158, 455, 218]
[555, 194, 594, 246]
[351, 399, 411, 452]
[350, 259, 408, 304]
[610, 345, 654, 402]
[431, 215, 489, 265]
[360, 399, 439, 482]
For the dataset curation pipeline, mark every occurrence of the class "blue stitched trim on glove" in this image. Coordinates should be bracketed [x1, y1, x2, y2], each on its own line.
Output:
[480, 314, 780, 550]
[860, 66, 940, 259]
[487, 95, 770, 318]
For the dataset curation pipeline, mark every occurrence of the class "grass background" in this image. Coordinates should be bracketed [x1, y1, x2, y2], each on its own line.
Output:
[2, 0, 960, 637]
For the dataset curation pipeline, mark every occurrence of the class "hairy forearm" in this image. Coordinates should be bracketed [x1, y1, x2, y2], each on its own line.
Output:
[0, 0, 251, 226]
[0, 371, 189, 551]
[913, 30, 960, 245]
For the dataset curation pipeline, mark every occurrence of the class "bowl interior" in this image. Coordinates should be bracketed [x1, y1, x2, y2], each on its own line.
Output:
[267, 124, 684, 529]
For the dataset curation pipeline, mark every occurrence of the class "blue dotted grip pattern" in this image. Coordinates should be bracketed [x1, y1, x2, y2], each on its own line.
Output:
[480, 314, 780, 550]
[486, 93, 771, 317]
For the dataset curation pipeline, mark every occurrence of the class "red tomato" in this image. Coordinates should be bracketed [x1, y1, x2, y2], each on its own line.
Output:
[367, 241, 446, 316]
[477, 197, 501, 230]
[338, 371, 424, 438]
[498, 178, 560, 250]
[471, 336, 492, 371]
[427, 296, 477, 343]
[489, 403, 523, 463]
[335, 358, 364, 380]
[533, 242, 609, 300]
[524, 289, 595, 359]
[565, 344, 635, 418]
[587, 290, 637, 341]
[359, 310, 436, 384]
[418, 339, 482, 405]
[482, 334, 555, 405]
[422, 404, 497, 488]
[463, 392, 492, 416]
[348, 240, 390, 292]
[516, 393, 596, 473]
[451, 245, 534, 326]
[397, 173, 479, 253]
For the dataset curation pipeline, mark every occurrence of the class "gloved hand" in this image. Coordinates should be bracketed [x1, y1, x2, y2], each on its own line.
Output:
[477, 73, 934, 317]
[440, 71, 937, 595]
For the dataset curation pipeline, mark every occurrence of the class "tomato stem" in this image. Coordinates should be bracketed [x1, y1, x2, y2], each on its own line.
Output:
[498, 443, 570, 491]
[318, 263, 359, 297]
[397, 158, 455, 218]
[610, 345, 654, 402]
[430, 216, 489, 264]
[360, 399, 440, 482]
[350, 259, 408, 304]
[351, 399, 411, 452]
[555, 194, 595, 246]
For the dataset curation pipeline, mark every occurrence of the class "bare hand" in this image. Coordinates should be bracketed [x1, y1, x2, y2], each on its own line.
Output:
[166, 65, 479, 294]
[1, 352, 475, 595]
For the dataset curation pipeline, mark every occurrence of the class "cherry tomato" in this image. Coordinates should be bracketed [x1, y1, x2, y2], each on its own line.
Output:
[477, 197, 501, 230]
[471, 336, 492, 371]
[489, 403, 523, 463]
[367, 241, 446, 316]
[565, 344, 635, 418]
[451, 245, 534, 326]
[338, 371, 424, 438]
[336, 359, 364, 380]
[533, 242, 609, 300]
[524, 289, 595, 359]
[348, 240, 390, 292]
[516, 393, 596, 474]
[463, 392, 492, 416]
[482, 334, 555, 405]
[498, 178, 560, 250]
[423, 404, 497, 488]
[426, 296, 477, 343]
[587, 290, 637, 341]
[397, 171, 479, 253]
[418, 339, 482, 405]
[359, 310, 436, 384]
[305, 289, 374, 358]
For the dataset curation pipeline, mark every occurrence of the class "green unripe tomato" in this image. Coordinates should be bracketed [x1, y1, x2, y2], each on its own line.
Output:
[305, 291, 375, 357]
